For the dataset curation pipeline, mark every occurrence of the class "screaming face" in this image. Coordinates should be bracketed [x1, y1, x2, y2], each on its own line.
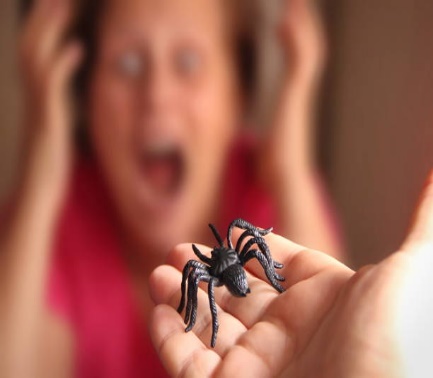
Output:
[88, 0, 242, 254]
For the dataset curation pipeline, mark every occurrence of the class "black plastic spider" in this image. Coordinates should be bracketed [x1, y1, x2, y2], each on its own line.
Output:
[177, 218, 285, 348]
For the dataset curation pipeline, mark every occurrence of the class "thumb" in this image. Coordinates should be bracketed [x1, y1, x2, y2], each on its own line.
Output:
[49, 41, 83, 97]
[401, 170, 433, 253]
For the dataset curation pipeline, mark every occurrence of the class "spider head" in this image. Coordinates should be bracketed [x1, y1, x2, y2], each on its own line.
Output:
[222, 264, 251, 297]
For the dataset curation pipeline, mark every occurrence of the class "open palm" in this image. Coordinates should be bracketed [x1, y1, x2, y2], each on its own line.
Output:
[149, 173, 433, 377]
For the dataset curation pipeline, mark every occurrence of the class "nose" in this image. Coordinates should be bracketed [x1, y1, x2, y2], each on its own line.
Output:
[140, 63, 177, 114]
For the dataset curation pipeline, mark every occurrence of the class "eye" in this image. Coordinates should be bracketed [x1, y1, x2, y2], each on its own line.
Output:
[116, 51, 144, 78]
[175, 49, 202, 76]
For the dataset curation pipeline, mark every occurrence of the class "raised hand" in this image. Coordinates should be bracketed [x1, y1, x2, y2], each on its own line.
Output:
[0, 1, 81, 375]
[18, 0, 82, 207]
[149, 172, 433, 377]
[279, 0, 327, 88]
[258, 0, 343, 259]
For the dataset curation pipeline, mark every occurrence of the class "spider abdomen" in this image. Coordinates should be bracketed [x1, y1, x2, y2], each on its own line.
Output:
[221, 264, 250, 297]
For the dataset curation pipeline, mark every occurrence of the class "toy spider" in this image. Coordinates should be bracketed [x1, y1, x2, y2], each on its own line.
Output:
[177, 218, 285, 348]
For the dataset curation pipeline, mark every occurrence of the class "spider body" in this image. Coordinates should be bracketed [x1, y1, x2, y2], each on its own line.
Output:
[177, 219, 285, 347]
[222, 264, 250, 296]
[209, 246, 240, 276]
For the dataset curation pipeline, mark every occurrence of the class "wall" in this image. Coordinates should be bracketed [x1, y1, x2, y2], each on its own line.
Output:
[325, 0, 433, 266]
[0, 0, 20, 202]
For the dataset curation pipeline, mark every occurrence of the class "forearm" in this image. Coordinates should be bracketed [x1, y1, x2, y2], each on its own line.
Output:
[0, 157, 62, 377]
[274, 81, 316, 161]
[260, 83, 344, 260]
[259, 77, 318, 178]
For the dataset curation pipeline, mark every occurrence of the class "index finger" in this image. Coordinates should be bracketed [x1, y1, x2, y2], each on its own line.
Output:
[20, 0, 74, 71]
[167, 229, 347, 290]
[166, 230, 303, 273]
[238, 231, 349, 288]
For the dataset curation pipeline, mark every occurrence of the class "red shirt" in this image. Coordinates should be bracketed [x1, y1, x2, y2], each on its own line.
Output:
[47, 137, 275, 377]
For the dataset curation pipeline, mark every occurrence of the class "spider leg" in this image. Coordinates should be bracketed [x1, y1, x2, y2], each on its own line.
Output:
[192, 244, 212, 265]
[185, 272, 223, 348]
[236, 230, 284, 271]
[208, 224, 224, 246]
[239, 237, 285, 280]
[185, 266, 209, 324]
[235, 228, 272, 253]
[227, 218, 272, 250]
[254, 238, 284, 271]
[184, 269, 197, 324]
[243, 249, 285, 293]
[185, 272, 211, 333]
[208, 277, 223, 348]
[177, 260, 209, 314]
[185, 270, 200, 327]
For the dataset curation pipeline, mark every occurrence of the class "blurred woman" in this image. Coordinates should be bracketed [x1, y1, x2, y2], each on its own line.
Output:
[0, 0, 343, 376]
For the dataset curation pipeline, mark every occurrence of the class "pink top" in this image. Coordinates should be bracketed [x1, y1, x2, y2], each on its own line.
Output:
[47, 136, 276, 377]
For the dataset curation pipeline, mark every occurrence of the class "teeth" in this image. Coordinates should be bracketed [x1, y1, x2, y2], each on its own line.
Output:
[143, 141, 177, 157]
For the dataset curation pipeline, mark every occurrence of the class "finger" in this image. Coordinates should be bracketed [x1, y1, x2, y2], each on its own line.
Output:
[48, 41, 83, 97]
[159, 244, 283, 330]
[401, 170, 433, 253]
[20, 0, 73, 76]
[166, 235, 304, 273]
[231, 230, 351, 288]
[154, 239, 353, 359]
[151, 261, 279, 332]
[279, 0, 326, 81]
[217, 321, 291, 377]
[213, 272, 281, 328]
[166, 238, 295, 292]
[150, 305, 221, 377]
[38, 41, 82, 136]
[164, 237, 351, 322]
[149, 264, 182, 307]
[216, 265, 352, 376]
[216, 260, 352, 360]
[149, 265, 247, 354]
[150, 266, 293, 376]
[21, 0, 51, 33]
[232, 228, 304, 266]
[37, 2, 73, 70]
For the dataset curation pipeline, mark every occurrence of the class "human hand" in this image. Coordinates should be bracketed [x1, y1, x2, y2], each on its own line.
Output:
[149, 171, 433, 377]
[278, 0, 326, 90]
[258, 0, 327, 183]
[18, 0, 82, 208]
[257, 0, 343, 258]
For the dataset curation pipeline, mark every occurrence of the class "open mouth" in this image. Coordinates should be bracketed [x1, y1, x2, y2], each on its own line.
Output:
[137, 141, 185, 201]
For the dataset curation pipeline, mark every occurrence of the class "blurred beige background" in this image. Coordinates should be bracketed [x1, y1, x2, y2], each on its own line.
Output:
[323, 0, 433, 266]
[0, 0, 20, 206]
[1, 0, 432, 268]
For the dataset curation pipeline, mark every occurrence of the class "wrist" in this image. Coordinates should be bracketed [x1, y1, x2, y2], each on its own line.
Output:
[258, 149, 317, 199]
[18, 136, 71, 219]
